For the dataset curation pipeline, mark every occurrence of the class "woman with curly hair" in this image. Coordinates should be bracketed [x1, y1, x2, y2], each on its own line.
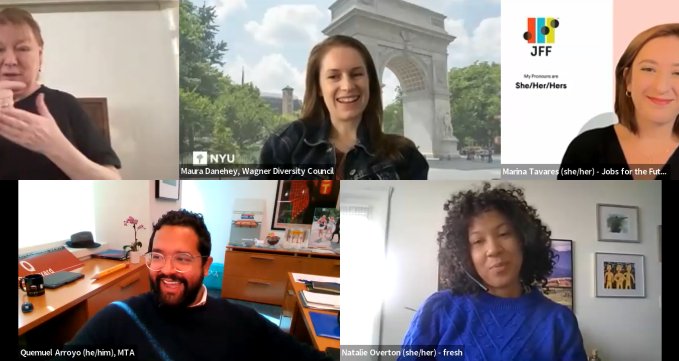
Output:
[398, 182, 587, 361]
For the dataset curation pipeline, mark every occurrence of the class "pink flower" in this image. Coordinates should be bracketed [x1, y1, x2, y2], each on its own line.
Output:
[138, 225, 146, 230]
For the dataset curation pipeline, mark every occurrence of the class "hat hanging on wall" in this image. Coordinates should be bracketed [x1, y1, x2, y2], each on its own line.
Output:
[66, 231, 101, 248]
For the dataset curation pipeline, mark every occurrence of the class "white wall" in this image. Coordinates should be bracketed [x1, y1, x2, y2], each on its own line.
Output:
[27, 3, 179, 179]
[92, 181, 153, 252]
[93, 180, 180, 253]
[180, 180, 285, 264]
[18, 180, 180, 259]
[342, 180, 662, 361]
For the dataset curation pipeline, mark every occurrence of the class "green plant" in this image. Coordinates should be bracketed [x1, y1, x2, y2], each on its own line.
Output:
[607, 215, 627, 233]
[122, 216, 146, 256]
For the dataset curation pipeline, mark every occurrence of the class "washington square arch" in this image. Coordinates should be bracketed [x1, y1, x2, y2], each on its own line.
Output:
[323, 0, 460, 159]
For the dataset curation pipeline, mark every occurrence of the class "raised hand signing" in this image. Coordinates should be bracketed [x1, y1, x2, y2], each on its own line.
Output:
[0, 90, 68, 155]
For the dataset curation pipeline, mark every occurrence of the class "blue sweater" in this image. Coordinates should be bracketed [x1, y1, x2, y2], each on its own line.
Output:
[398, 288, 587, 361]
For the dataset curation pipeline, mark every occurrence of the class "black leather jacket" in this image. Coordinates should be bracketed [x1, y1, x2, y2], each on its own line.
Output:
[252, 118, 429, 180]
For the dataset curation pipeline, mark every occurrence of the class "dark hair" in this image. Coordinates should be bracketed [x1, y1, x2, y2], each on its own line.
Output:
[437, 182, 555, 295]
[614, 23, 679, 136]
[148, 209, 212, 265]
[301, 35, 412, 159]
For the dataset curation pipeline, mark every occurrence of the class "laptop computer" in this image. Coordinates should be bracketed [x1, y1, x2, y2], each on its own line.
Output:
[43, 271, 84, 289]
[91, 250, 128, 260]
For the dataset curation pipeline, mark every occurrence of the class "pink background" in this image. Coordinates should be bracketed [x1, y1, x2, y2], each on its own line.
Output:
[613, 0, 679, 99]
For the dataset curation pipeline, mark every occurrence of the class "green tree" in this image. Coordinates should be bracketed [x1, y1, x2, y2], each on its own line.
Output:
[179, 0, 228, 156]
[383, 86, 403, 135]
[212, 83, 284, 163]
[448, 61, 501, 148]
[179, 0, 286, 164]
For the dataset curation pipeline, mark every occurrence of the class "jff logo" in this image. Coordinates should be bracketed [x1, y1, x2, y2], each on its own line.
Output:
[523, 17, 559, 56]
[193, 151, 207, 165]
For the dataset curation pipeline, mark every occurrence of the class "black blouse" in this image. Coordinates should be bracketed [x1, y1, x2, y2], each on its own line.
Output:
[0, 85, 121, 179]
[558, 125, 678, 180]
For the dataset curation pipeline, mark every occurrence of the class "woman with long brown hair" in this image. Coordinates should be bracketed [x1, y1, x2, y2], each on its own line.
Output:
[254, 35, 428, 180]
[559, 23, 679, 180]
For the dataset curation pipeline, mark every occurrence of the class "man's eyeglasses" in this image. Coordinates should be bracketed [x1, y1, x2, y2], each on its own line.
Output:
[143, 252, 208, 273]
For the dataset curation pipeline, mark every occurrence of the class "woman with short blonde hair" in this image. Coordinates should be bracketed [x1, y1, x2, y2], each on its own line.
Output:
[0, 7, 122, 179]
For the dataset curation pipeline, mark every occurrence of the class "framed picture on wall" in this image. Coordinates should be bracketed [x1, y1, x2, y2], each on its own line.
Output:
[595, 252, 645, 298]
[271, 180, 340, 230]
[155, 180, 179, 200]
[596, 204, 639, 243]
[538, 239, 574, 311]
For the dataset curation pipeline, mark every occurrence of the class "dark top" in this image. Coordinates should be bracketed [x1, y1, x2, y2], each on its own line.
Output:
[253, 117, 429, 180]
[334, 150, 345, 180]
[52, 292, 332, 361]
[0, 85, 121, 179]
[558, 125, 678, 179]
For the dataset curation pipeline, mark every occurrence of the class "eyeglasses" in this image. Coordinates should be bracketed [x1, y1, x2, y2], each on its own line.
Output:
[143, 252, 208, 273]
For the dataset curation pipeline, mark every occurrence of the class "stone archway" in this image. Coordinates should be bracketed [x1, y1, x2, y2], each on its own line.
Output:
[323, 0, 459, 159]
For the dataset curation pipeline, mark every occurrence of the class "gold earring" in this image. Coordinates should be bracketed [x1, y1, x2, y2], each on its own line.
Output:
[625, 90, 631, 97]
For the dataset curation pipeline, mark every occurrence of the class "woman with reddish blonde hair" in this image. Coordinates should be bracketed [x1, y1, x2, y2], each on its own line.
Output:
[0, 8, 121, 179]
[559, 23, 679, 179]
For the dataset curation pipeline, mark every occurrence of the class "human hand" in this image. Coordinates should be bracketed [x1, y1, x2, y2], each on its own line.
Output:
[0, 80, 26, 109]
[0, 92, 68, 155]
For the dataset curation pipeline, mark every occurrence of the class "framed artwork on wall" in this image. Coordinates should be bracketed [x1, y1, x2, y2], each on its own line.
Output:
[271, 180, 340, 230]
[595, 252, 645, 298]
[155, 180, 179, 200]
[539, 239, 574, 311]
[596, 204, 639, 243]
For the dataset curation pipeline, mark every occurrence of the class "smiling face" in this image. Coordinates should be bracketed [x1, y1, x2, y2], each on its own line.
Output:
[318, 46, 370, 124]
[468, 210, 523, 291]
[149, 225, 212, 308]
[626, 36, 679, 126]
[0, 23, 42, 97]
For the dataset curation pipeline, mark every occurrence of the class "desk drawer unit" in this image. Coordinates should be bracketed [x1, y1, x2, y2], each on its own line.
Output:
[87, 267, 150, 318]
[223, 251, 302, 281]
[222, 248, 339, 306]
[303, 258, 340, 278]
[222, 275, 287, 305]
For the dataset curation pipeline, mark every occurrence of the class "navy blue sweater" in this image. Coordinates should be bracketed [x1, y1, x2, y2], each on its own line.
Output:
[398, 288, 587, 361]
[55, 292, 332, 361]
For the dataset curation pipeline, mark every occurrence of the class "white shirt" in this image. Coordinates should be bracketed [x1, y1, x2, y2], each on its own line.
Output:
[188, 284, 208, 308]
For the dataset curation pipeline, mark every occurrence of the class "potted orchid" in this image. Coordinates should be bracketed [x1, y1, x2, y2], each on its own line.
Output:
[123, 216, 146, 264]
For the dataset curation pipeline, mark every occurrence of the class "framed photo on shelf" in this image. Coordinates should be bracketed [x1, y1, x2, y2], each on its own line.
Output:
[155, 180, 179, 200]
[596, 204, 639, 243]
[271, 180, 340, 230]
[595, 252, 645, 298]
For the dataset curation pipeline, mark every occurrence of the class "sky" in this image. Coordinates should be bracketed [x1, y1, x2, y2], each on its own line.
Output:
[189, 0, 501, 106]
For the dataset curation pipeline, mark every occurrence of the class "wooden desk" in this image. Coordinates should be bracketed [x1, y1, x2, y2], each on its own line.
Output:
[280, 272, 339, 352]
[19, 258, 150, 344]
